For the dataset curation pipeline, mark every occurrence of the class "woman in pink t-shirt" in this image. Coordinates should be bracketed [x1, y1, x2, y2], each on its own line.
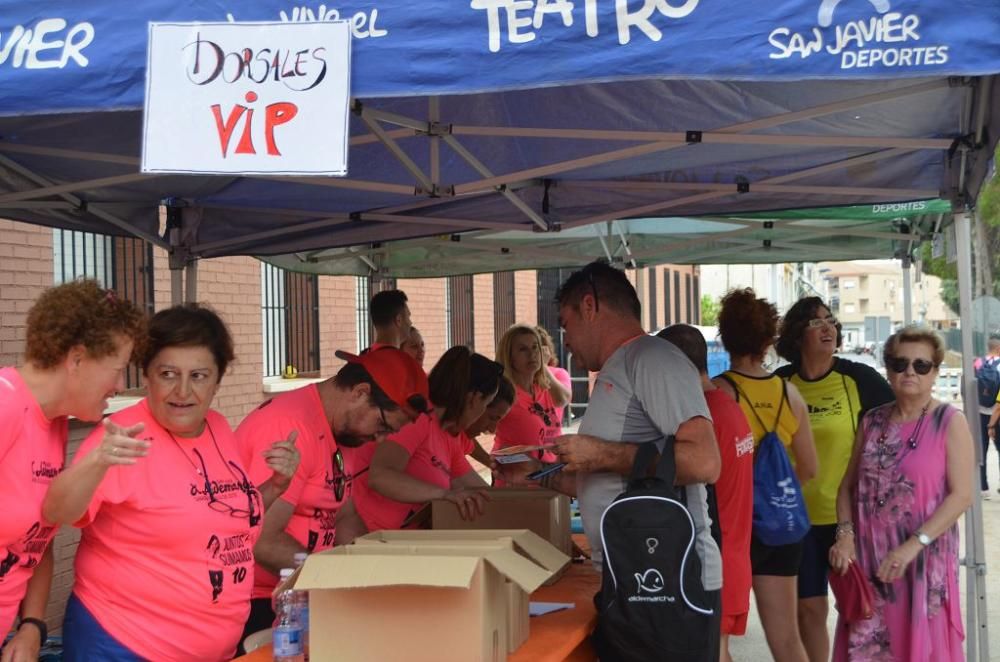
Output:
[0, 280, 144, 662]
[43, 305, 299, 662]
[353, 346, 504, 532]
[494, 325, 571, 464]
[536, 326, 574, 426]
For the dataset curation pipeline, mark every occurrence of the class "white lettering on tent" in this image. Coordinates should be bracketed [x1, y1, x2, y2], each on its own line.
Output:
[470, 0, 699, 52]
[767, 7, 945, 70]
[0, 18, 94, 69]
[225, 5, 388, 39]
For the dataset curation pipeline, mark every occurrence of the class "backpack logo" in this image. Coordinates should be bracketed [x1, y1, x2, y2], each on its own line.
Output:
[645, 537, 659, 554]
[633, 569, 668, 596]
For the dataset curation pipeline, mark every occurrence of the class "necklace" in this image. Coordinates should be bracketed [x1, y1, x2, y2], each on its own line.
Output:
[873, 400, 932, 509]
[165, 421, 237, 482]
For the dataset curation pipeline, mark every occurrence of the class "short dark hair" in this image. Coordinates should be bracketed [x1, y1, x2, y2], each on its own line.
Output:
[775, 297, 842, 364]
[370, 290, 408, 327]
[428, 346, 503, 424]
[333, 362, 402, 411]
[142, 304, 234, 380]
[555, 261, 641, 320]
[657, 324, 708, 374]
[718, 288, 778, 359]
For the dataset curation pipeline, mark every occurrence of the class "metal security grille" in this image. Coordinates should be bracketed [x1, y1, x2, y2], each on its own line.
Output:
[53, 229, 154, 391]
[647, 267, 658, 330]
[693, 274, 701, 324]
[664, 268, 672, 325]
[355, 276, 371, 352]
[447, 274, 474, 348]
[686, 273, 693, 323]
[262, 264, 320, 377]
[674, 270, 682, 324]
[493, 271, 515, 341]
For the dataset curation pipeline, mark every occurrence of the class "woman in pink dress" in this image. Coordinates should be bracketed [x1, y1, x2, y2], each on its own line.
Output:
[830, 327, 973, 661]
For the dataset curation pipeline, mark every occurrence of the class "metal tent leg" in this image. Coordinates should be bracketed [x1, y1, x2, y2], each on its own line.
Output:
[956, 211, 990, 662]
[902, 257, 913, 324]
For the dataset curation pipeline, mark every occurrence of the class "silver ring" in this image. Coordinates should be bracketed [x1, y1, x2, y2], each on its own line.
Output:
[111, 447, 118, 456]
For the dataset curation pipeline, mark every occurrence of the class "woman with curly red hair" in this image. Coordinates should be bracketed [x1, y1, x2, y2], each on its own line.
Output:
[0, 280, 145, 661]
[713, 288, 817, 662]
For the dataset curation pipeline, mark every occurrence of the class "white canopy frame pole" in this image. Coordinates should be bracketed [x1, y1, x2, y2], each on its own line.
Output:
[956, 210, 990, 662]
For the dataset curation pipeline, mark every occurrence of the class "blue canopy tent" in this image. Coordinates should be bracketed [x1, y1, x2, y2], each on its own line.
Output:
[1, 2, 1000, 656]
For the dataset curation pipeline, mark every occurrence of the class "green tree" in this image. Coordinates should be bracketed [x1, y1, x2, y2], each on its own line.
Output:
[701, 294, 721, 326]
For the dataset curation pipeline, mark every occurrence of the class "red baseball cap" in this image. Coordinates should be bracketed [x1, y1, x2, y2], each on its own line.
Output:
[335, 348, 430, 417]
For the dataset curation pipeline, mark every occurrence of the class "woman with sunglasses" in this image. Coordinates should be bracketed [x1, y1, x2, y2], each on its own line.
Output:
[0, 281, 144, 662]
[773, 297, 893, 662]
[829, 327, 972, 661]
[493, 325, 571, 466]
[43, 305, 299, 662]
[713, 288, 817, 662]
[353, 346, 504, 532]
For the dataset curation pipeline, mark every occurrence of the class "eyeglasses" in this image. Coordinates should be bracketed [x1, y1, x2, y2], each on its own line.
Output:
[194, 449, 260, 526]
[807, 316, 839, 329]
[331, 449, 346, 501]
[886, 357, 936, 375]
[529, 400, 553, 427]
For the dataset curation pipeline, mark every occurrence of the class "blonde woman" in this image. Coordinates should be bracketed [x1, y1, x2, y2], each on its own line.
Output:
[494, 325, 571, 462]
[536, 326, 573, 425]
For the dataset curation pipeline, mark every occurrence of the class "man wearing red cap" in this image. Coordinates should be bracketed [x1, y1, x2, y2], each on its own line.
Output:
[236, 348, 428, 644]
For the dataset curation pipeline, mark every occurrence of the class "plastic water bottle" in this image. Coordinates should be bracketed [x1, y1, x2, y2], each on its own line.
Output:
[273, 569, 304, 662]
[292, 553, 310, 660]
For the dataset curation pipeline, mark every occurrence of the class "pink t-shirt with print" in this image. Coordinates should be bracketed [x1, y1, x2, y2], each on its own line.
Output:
[494, 384, 560, 463]
[72, 400, 261, 662]
[353, 413, 474, 532]
[237, 384, 343, 599]
[0, 368, 65, 635]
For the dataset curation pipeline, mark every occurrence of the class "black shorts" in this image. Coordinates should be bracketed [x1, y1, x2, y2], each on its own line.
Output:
[797, 523, 838, 598]
[750, 535, 804, 577]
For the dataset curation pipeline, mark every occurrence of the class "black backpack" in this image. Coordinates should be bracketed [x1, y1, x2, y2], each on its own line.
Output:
[977, 357, 1000, 408]
[593, 440, 719, 662]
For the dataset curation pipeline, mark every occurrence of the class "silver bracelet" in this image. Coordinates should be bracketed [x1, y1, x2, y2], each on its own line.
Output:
[835, 521, 855, 538]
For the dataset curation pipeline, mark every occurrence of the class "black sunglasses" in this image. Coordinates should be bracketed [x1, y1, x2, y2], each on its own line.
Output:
[194, 449, 260, 526]
[886, 357, 936, 375]
[529, 400, 553, 427]
[331, 449, 346, 502]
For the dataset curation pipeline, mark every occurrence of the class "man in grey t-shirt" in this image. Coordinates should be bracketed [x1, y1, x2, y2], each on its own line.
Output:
[499, 262, 722, 592]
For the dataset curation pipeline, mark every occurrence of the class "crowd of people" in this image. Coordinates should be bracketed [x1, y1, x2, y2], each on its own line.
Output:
[0, 264, 976, 662]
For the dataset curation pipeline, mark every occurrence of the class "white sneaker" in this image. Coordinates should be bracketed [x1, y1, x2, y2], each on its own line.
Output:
[983, 490, 992, 501]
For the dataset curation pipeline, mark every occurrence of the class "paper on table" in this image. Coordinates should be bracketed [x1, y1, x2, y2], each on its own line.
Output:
[492, 444, 556, 456]
[494, 453, 533, 465]
[529, 602, 575, 617]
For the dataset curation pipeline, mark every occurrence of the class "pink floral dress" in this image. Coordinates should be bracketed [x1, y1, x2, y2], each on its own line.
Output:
[833, 403, 964, 661]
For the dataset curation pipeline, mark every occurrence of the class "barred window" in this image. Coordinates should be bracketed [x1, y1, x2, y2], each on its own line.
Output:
[355, 276, 371, 352]
[447, 274, 474, 348]
[647, 267, 658, 330]
[53, 229, 154, 391]
[493, 271, 515, 342]
[262, 264, 320, 378]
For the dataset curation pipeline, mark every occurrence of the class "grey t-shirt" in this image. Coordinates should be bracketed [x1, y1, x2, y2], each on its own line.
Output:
[577, 334, 721, 591]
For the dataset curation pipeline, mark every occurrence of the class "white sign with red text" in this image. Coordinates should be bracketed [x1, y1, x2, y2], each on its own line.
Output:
[142, 21, 351, 176]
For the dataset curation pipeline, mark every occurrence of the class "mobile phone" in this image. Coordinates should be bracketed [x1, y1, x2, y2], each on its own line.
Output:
[526, 462, 567, 481]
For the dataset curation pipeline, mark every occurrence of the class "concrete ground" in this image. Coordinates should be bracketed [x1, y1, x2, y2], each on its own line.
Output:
[729, 450, 1000, 661]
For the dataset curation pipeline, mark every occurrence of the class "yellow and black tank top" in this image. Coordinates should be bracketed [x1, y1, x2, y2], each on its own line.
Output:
[721, 371, 799, 452]
[775, 357, 894, 525]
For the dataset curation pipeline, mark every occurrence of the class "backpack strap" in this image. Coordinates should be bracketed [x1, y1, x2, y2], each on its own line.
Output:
[718, 372, 740, 402]
[731, 375, 786, 435]
[628, 438, 677, 487]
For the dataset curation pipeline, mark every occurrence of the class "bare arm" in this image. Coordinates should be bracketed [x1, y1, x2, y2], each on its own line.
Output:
[546, 370, 571, 407]
[368, 441, 449, 503]
[42, 420, 147, 525]
[468, 439, 492, 468]
[1, 546, 53, 662]
[453, 469, 489, 489]
[786, 382, 818, 483]
[252, 498, 305, 576]
[830, 415, 868, 574]
[913, 411, 974, 538]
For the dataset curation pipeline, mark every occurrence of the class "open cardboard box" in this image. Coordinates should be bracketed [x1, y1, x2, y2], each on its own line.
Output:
[288, 540, 553, 661]
[406, 488, 572, 575]
[354, 529, 570, 651]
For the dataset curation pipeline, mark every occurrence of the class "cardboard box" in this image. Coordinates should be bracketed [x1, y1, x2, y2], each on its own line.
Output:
[292, 542, 552, 661]
[415, 489, 573, 561]
[354, 529, 570, 652]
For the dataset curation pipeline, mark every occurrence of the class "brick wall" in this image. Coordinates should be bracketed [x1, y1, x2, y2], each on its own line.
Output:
[473, 274, 495, 359]
[318, 276, 358, 374]
[0, 221, 52, 366]
[514, 270, 537, 327]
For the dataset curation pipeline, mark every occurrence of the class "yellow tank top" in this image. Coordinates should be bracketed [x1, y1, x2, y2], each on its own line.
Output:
[722, 371, 799, 452]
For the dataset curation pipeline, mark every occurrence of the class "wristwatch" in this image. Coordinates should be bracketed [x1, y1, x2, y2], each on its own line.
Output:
[914, 530, 932, 546]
